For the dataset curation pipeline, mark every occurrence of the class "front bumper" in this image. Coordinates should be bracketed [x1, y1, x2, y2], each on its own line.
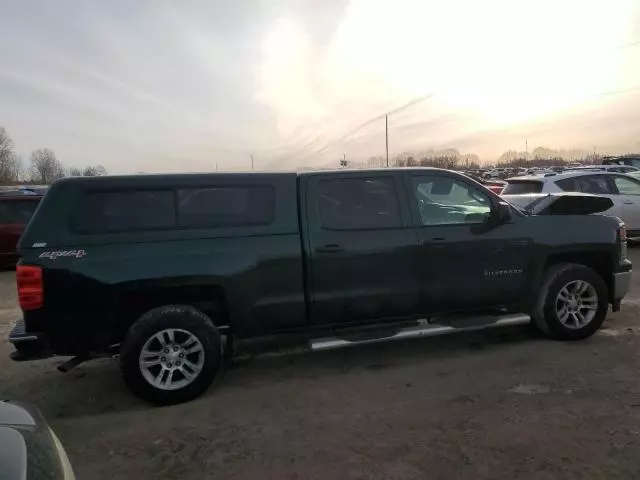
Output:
[8, 318, 50, 361]
[611, 270, 632, 312]
[613, 270, 631, 299]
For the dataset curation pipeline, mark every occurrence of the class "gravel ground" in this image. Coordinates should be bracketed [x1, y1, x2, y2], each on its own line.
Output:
[1, 252, 640, 479]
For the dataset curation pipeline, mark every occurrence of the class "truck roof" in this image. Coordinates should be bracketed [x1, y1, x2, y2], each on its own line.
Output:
[51, 167, 456, 186]
[53, 171, 296, 185]
[297, 167, 451, 176]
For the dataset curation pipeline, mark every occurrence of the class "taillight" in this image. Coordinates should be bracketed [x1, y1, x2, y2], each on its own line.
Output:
[618, 224, 628, 260]
[16, 265, 43, 310]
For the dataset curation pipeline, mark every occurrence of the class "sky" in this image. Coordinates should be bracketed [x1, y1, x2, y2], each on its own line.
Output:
[1, 0, 639, 172]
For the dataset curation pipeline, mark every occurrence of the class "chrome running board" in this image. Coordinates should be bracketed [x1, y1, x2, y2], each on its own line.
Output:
[310, 313, 530, 352]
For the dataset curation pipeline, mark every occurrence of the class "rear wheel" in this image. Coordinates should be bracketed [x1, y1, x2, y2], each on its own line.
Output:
[532, 263, 609, 340]
[120, 305, 222, 405]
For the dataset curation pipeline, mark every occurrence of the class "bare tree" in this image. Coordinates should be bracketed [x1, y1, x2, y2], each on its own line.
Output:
[68, 165, 107, 177]
[82, 164, 107, 176]
[0, 127, 21, 185]
[0, 153, 22, 185]
[29, 149, 65, 185]
[0, 127, 12, 160]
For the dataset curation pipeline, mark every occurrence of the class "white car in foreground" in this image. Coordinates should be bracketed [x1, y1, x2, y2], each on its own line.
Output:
[501, 170, 640, 236]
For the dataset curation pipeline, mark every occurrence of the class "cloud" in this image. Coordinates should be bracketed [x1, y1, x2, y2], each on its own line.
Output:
[255, 0, 640, 165]
[0, 0, 639, 172]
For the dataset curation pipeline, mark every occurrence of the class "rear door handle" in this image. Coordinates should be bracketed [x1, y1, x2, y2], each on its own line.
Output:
[315, 244, 344, 254]
[623, 201, 634, 205]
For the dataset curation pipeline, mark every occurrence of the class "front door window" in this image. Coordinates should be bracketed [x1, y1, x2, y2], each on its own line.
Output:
[411, 176, 491, 226]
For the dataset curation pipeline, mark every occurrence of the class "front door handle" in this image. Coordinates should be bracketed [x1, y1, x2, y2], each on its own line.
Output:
[315, 244, 344, 254]
[623, 201, 634, 205]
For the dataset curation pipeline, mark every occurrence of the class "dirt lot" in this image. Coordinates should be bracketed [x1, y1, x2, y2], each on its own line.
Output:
[2, 253, 640, 480]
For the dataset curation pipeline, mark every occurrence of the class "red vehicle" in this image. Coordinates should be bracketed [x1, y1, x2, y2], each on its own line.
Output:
[0, 192, 43, 267]
[484, 180, 506, 195]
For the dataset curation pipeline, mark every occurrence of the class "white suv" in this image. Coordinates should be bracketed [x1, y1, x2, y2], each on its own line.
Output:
[502, 170, 640, 235]
[565, 165, 639, 174]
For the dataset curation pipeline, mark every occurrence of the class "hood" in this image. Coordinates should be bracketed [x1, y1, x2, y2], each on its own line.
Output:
[0, 401, 75, 480]
[0, 402, 37, 428]
[501, 193, 614, 215]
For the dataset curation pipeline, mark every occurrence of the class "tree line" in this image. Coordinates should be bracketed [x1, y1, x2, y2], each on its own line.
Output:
[351, 146, 628, 170]
[348, 149, 482, 170]
[0, 127, 106, 185]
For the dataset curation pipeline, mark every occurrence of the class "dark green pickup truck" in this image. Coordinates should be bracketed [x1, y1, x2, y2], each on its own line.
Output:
[8, 168, 632, 404]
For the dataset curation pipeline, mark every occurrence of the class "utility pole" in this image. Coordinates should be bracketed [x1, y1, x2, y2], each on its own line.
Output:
[385, 115, 389, 167]
[250, 153, 254, 171]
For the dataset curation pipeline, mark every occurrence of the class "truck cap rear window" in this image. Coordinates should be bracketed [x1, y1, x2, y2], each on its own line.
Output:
[502, 180, 543, 195]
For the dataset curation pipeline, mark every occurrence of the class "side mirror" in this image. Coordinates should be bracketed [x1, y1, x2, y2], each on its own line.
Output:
[491, 202, 512, 225]
[498, 202, 512, 222]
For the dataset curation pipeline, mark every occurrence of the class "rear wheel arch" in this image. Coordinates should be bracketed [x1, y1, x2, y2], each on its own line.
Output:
[120, 304, 223, 404]
[112, 282, 230, 343]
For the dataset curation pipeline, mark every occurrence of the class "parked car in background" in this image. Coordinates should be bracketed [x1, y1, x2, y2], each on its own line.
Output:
[502, 170, 640, 236]
[462, 172, 506, 194]
[602, 155, 640, 169]
[483, 180, 506, 194]
[565, 165, 639, 174]
[9, 170, 630, 405]
[0, 401, 75, 479]
[483, 169, 505, 179]
[0, 185, 48, 196]
[0, 191, 43, 267]
[502, 192, 615, 217]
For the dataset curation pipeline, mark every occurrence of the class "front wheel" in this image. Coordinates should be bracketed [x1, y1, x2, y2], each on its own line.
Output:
[532, 263, 609, 340]
[120, 305, 222, 405]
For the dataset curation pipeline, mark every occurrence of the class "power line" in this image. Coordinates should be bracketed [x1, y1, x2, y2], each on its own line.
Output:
[593, 84, 640, 98]
[308, 93, 435, 157]
[287, 37, 640, 163]
[619, 40, 640, 49]
[291, 69, 640, 166]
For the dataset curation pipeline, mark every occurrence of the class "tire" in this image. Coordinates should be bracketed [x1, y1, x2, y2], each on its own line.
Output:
[120, 305, 222, 405]
[532, 263, 609, 340]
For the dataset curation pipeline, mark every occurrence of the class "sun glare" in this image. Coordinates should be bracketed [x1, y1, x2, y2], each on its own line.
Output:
[333, 0, 629, 124]
[259, 0, 635, 139]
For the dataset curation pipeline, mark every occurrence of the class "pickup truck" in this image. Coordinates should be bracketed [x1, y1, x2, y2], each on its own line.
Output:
[8, 168, 632, 405]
